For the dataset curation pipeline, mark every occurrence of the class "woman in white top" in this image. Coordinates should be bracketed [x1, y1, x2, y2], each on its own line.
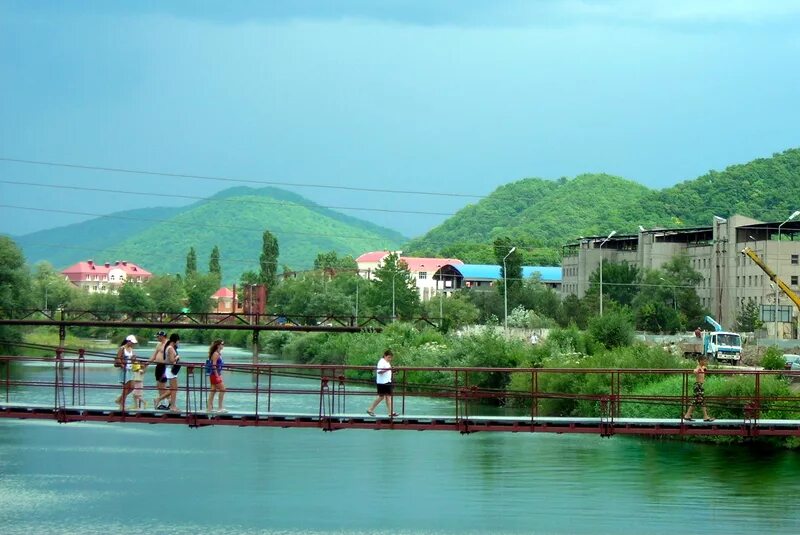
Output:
[114, 335, 138, 410]
[161, 333, 181, 412]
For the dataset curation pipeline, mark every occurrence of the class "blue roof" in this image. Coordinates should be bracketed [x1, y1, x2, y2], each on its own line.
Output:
[455, 264, 562, 283]
[523, 266, 562, 282]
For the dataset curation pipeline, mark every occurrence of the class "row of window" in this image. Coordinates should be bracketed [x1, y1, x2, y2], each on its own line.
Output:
[82, 275, 145, 282]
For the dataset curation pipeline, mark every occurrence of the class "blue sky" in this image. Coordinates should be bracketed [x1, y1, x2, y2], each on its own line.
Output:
[1, 0, 799, 239]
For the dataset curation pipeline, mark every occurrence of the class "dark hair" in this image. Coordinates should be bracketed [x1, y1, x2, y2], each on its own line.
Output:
[384, 349, 393, 357]
[169, 333, 180, 343]
[208, 339, 224, 359]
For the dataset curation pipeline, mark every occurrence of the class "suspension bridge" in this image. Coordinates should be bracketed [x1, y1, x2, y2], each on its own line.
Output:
[1, 348, 799, 437]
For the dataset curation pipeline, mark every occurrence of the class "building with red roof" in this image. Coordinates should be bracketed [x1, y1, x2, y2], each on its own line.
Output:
[355, 251, 464, 301]
[61, 260, 152, 294]
[211, 287, 241, 313]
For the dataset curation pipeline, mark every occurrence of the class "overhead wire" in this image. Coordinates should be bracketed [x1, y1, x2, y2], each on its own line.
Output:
[0, 157, 486, 199]
[0, 179, 456, 217]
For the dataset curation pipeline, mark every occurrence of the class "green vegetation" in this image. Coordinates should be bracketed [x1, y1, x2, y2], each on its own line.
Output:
[406, 148, 800, 264]
[15, 186, 405, 283]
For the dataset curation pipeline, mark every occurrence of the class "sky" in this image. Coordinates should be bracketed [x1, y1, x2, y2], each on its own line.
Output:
[1, 0, 799, 240]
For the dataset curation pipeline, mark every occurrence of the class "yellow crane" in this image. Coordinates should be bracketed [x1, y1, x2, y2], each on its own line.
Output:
[740, 247, 800, 310]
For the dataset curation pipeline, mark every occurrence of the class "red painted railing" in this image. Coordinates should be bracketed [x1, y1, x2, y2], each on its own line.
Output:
[1, 350, 799, 436]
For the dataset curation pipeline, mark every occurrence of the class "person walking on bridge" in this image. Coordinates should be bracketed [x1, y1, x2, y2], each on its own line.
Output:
[114, 335, 138, 410]
[154, 333, 181, 412]
[683, 356, 715, 422]
[148, 331, 168, 410]
[206, 339, 227, 413]
[367, 349, 397, 418]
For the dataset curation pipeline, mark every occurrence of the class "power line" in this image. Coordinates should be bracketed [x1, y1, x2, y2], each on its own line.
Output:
[0, 157, 485, 199]
[0, 179, 456, 217]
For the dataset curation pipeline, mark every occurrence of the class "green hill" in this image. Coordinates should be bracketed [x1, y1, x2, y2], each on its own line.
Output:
[17, 186, 406, 283]
[405, 148, 800, 263]
[15, 205, 193, 269]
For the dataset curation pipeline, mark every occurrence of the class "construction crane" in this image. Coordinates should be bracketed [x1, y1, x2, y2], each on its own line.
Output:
[740, 247, 800, 310]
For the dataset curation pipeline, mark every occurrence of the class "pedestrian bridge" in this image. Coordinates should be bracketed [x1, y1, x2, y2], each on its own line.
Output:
[1, 351, 799, 438]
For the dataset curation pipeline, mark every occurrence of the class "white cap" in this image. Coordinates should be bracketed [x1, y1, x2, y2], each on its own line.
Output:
[125, 335, 138, 344]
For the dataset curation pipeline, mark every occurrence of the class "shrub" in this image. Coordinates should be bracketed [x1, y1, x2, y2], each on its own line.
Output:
[760, 346, 785, 371]
[588, 310, 635, 349]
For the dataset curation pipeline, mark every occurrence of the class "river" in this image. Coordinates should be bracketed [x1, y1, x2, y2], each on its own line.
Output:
[0, 345, 798, 534]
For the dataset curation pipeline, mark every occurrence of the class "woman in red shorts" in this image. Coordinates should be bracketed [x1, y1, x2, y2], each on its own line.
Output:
[206, 339, 227, 413]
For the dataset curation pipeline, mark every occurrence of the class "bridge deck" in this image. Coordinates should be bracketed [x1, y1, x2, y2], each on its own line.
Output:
[3, 403, 799, 436]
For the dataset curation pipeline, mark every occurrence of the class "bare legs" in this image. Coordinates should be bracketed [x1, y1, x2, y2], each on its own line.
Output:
[367, 394, 393, 416]
[207, 383, 226, 412]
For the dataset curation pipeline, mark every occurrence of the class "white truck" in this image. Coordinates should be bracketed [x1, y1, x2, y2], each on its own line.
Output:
[680, 316, 742, 364]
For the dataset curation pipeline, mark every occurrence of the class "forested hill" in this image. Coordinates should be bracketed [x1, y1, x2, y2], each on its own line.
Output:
[16, 186, 406, 283]
[404, 148, 800, 264]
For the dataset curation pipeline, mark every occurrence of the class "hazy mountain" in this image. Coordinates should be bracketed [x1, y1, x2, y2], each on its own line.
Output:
[16, 186, 406, 283]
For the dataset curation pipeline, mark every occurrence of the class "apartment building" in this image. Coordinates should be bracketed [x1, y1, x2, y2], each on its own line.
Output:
[61, 259, 152, 294]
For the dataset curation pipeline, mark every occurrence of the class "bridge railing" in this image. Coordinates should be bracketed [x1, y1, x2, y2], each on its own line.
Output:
[1, 350, 799, 425]
[0, 308, 442, 329]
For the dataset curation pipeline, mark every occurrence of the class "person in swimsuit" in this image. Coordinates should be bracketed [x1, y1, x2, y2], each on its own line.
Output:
[114, 335, 138, 410]
[206, 339, 227, 413]
[148, 331, 168, 409]
[154, 333, 181, 411]
[684, 356, 715, 422]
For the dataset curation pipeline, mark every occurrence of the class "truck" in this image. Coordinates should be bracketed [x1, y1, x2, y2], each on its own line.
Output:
[680, 316, 742, 364]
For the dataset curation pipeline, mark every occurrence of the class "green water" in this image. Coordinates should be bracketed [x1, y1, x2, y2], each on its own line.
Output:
[0, 346, 798, 534]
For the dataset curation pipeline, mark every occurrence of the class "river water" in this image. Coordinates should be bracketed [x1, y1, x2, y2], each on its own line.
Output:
[1, 345, 798, 534]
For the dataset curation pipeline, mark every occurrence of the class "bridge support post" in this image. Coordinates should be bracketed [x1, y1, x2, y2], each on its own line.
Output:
[252, 330, 259, 365]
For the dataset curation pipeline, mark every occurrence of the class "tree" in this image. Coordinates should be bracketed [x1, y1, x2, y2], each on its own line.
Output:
[313, 251, 357, 273]
[365, 253, 419, 319]
[588, 309, 635, 349]
[209, 245, 222, 282]
[556, 294, 591, 329]
[31, 261, 78, 310]
[632, 270, 681, 333]
[517, 276, 561, 321]
[144, 274, 185, 312]
[118, 282, 154, 316]
[422, 291, 480, 332]
[660, 254, 705, 328]
[185, 247, 197, 277]
[586, 260, 640, 308]
[259, 230, 279, 290]
[463, 287, 504, 324]
[184, 273, 219, 314]
[737, 297, 763, 332]
[0, 237, 32, 353]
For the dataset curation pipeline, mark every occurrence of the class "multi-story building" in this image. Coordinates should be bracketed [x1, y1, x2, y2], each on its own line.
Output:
[61, 259, 152, 294]
[561, 214, 800, 337]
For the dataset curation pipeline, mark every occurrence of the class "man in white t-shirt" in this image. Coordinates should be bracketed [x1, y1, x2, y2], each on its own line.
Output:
[366, 349, 397, 417]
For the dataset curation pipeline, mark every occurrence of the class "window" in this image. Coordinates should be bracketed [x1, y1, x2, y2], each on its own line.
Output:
[793, 276, 799, 286]
[793, 254, 799, 265]
[418, 272, 427, 280]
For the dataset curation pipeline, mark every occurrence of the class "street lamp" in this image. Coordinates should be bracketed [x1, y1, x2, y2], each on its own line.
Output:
[503, 246, 516, 331]
[437, 265, 444, 321]
[775, 210, 800, 339]
[660, 277, 676, 310]
[599, 231, 617, 316]
[391, 271, 396, 321]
